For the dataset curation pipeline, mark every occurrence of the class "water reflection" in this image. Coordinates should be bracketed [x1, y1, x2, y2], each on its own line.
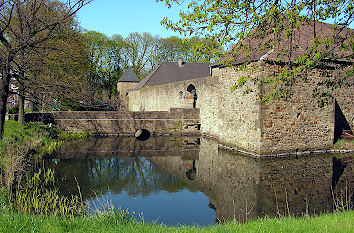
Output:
[45, 136, 353, 225]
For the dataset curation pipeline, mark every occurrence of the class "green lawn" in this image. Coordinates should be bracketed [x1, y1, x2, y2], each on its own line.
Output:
[0, 209, 353, 233]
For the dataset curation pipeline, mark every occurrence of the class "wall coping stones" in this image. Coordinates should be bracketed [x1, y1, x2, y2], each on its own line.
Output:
[217, 141, 354, 158]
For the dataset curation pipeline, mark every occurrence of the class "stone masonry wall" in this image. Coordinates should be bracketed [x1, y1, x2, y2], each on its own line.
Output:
[117, 82, 138, 97]
[21, 109, 200, 135]
[217, 66, 262, 152]
[128, 76, 220, 137]
[127, 62, 352, 154]
[128, 66, 262, 153]
[258, 62, 336, 154]
[333, 77, 354, 140]
[117, 82, 138, 110]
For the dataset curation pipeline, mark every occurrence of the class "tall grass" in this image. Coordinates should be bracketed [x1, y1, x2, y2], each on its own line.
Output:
[0, 120, 91, 188]
[0, 121, 43, 188]
[13, 169, 85, 218]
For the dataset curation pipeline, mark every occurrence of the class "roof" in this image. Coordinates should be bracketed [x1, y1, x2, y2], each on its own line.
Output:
[118, 68, 140, 83]
[133, 62, 211, 90]
[224, 20, 353, 66]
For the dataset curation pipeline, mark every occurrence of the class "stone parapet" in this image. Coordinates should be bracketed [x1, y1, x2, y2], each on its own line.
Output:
[13, 109, 201, 136]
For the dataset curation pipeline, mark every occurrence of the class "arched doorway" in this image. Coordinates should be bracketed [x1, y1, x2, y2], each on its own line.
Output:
[186, 84, 197, 108]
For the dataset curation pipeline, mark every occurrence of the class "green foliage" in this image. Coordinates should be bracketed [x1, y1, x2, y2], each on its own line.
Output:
[84, 31, 224, 87]
[231, 76, 249, 93]
[0, 121, 91, 188]
[0, 187, 11, 212]
[158, 0, 353, 105]
[6, 104, 19, 114]
[13, 169, 85, 217]
[346, 67, 354, 76]
[333, 139, 354, 150]
[84, 31, 123, 100]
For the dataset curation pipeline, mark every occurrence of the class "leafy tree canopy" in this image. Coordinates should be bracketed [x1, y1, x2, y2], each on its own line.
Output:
[157, 0, 353, 105]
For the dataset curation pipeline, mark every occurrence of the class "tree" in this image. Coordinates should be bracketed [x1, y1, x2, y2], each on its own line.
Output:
[148, 35, 224, 69]
[182, 36, 224, 63]
[84, 31, 123, 101]
[122, 32, 158, 79]
[0, 0, 92, 138]
[28, 28, 91, 111]
[9, 21, 89, 122]
[156, 36, 186, 62]
[157, 0, 353, 104]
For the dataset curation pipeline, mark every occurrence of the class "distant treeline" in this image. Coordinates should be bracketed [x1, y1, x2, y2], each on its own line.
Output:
[83, 31, 225, 101]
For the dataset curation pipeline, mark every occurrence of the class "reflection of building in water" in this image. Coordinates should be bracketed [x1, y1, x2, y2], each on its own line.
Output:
[56, 136, 200, 158]
[51, 136, 353, 223]
[148, 137, 353, 223]
[184, 160, 196, 180]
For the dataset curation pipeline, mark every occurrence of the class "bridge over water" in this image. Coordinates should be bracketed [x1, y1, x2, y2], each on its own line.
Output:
[17, 108, 200, 136]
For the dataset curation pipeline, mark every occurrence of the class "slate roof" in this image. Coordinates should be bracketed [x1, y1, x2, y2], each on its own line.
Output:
[133, 62, 211, 90]
[221, 20, 353, 66]
[118, 68, 140, 82]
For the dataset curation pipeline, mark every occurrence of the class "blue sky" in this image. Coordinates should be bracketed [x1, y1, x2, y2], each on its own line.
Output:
[77, 0, 353, 39]
[76, 0, 185, 38]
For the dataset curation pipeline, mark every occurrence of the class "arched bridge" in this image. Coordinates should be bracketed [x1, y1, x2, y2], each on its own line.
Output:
[21, 108, 200, 136]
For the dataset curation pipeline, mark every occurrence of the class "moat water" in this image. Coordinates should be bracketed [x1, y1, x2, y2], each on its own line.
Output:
[42, 136, 353, 226]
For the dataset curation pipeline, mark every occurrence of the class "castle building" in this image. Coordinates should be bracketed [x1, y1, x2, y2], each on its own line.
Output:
[117, 67, 140, 110]
[126, 22, 353, 155]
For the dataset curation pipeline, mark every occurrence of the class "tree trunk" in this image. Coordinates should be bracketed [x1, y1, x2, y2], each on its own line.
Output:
[18, 81, 25, 124]
[0, 70, 11, 139]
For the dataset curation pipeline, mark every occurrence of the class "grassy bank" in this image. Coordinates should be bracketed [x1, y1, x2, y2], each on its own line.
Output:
[0, 187, 353, 233]
[0, 199, 352, 233]
[0, 120, 90, 187]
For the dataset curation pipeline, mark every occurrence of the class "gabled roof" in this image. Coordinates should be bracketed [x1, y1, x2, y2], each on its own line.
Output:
[224, 20, 353, 66]
[133, 61, 211, 90]
[118, 68, 140, 83]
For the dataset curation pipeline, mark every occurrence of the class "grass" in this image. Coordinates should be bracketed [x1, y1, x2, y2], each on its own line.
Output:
[0, 185, 353, 233]
[0, 120, 91, 187]
[0, 120, 92, 223]
[0, 204, 353, 233]
[13, 169, 85, 217]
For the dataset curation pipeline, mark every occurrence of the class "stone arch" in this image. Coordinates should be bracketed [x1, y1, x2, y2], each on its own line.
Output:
[186, 84, 197, 108]
[135, 129, 151, 141]
[187, 84, 196, 93]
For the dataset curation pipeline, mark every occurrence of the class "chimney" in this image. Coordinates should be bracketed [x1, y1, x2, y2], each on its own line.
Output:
[178, 59, 183, 67]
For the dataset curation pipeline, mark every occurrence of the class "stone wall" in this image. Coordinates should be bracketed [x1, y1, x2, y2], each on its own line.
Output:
[128, 65, 263, 153]
[217, 66, 262, 152]
[128, 76, 220, 137]
[117, 82, 139, 110]
[117, 82, 138, 97]
[258, 63, 334, 154]
[20, 109, 200, 135]
[333, 81, 354, 141]
[128, 61, 353, 155]
[129, 77, 213, 111]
